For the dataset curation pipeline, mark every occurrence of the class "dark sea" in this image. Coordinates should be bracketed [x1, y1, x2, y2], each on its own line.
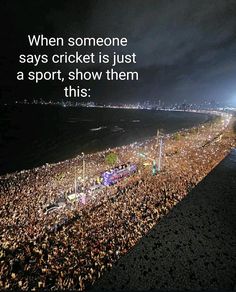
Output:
[0, 104, 210, 175]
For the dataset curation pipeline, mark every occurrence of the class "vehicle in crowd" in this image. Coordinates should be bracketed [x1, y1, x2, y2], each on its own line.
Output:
[102, 163, 137, 186]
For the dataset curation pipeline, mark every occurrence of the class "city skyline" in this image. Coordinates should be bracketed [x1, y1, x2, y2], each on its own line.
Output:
[1, 0, 236, 105]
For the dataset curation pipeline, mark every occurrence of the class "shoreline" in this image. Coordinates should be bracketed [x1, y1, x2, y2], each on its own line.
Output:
[0, 109, 214, 179]
[0, 113, 233, 238]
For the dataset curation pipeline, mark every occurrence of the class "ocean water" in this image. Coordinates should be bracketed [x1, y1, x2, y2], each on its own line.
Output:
[0, 105, 209, 175]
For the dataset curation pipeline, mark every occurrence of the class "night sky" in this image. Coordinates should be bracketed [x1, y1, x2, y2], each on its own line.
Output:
[1, 0, 236, 105]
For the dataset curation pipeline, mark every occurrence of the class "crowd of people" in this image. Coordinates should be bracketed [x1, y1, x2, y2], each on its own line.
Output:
[0, 113, 235, 290]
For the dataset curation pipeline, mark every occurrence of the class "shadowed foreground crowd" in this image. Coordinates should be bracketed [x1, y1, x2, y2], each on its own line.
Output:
[0, 115, 235, 290]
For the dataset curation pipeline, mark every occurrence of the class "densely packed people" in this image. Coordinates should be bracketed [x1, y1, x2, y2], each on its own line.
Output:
[0, 113, 235, 290]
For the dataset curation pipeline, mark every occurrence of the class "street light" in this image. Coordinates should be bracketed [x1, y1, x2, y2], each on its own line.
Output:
[81, 152, 86, 203]
[156, 129, 165, 172]
[157, 138, 163, 172]
[74, 166, 77, 194]
[81, 152, 85, 182]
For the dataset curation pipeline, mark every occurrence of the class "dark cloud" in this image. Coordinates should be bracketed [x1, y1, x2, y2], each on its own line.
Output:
[1, 0, 236, 104]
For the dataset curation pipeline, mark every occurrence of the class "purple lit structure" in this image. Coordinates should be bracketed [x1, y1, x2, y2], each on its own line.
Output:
[102, 164, 137, 186]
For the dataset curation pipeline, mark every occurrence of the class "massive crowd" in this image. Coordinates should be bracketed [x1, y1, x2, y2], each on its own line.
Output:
[0, 113, 235, 290]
